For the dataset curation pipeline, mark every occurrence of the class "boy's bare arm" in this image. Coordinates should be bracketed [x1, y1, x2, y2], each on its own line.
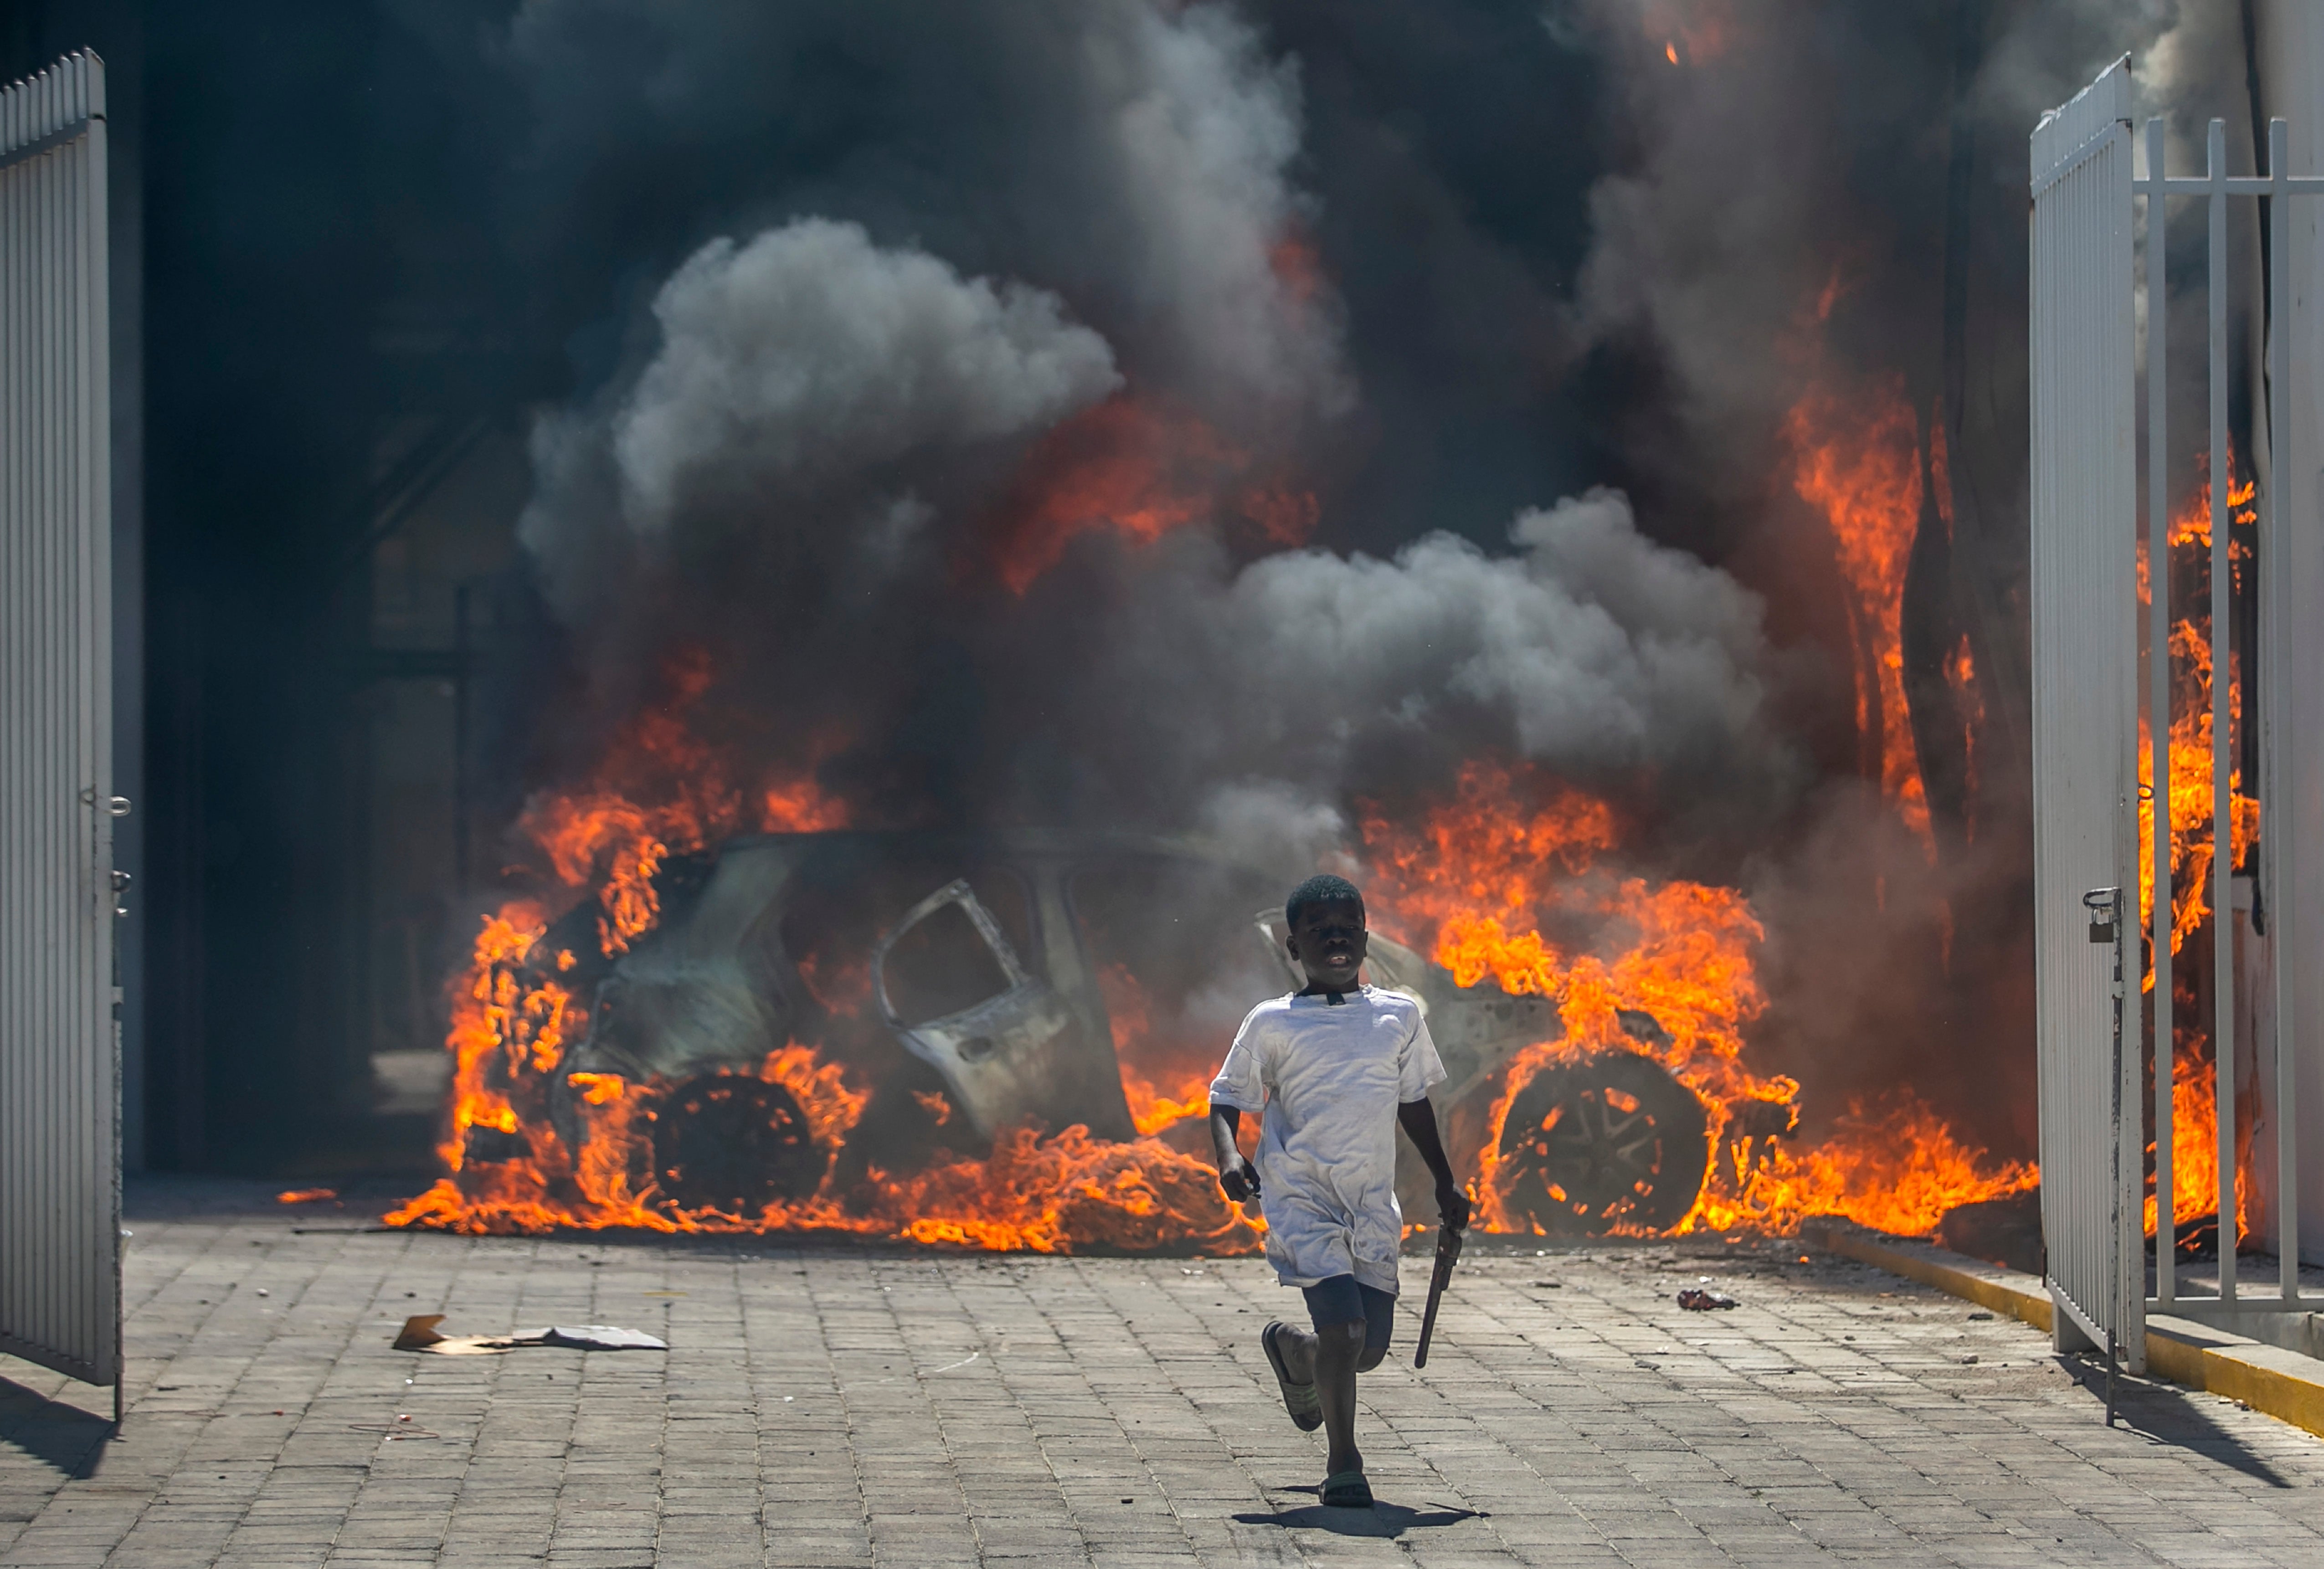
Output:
[1398, 1097, 1470, 1230]
[1211, 1105, 1260, 1203]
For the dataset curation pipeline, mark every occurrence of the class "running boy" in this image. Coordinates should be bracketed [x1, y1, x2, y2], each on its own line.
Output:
[1208, 873, 1470, 1509]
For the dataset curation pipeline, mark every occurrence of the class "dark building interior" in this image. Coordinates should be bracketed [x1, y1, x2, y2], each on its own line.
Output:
[7, 1, 550, 1179]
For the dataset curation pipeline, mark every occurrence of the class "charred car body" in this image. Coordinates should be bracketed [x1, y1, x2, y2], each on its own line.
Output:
[468, 830, 1765, 1234]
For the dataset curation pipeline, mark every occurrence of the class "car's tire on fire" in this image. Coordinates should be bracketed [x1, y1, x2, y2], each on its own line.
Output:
[1493, 1051, 1711, 1235]
[651, 1076, 828, 1215]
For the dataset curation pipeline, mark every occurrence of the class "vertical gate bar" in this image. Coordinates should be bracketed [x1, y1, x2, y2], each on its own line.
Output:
[87, 84, 118, 1400]
[2092, 128, 2106, 1326]
[38, 108, 57, 1353]
[4, 88, 16, 1353]
[2209, 116, 2237, 1303]
[2268, 117, 2299, 1305]
[2148, 117, 2175, 1308]
[2117, 113, 2144, 1368]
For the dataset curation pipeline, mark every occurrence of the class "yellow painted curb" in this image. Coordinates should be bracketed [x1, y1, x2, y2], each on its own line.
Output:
[1801, 1220, 2052, 1333]
[1801, 1220, 2324, 1443]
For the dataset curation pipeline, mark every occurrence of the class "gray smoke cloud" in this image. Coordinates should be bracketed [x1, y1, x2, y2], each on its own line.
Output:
[498, 0, 1345, 432]
[1216, 489, 1775, 783]
[1007, 486, 1798, 869]
[518, 217, 1121, 634]
[1566, 0, 2187, 555]
[492, 0, 1809, 857]
[514, 187, 1794, 848]
[612, 220, 1121, 531]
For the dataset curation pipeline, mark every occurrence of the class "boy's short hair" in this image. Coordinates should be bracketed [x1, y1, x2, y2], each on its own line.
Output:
[1285, 873, 1365, 927]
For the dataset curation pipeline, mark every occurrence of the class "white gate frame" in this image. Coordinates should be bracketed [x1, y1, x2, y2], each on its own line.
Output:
[0, 51, 122, 1412]
[2034, 56, 2321, 1371]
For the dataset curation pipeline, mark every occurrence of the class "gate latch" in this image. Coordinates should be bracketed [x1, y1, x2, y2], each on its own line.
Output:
[2083, 887, 2119, 944]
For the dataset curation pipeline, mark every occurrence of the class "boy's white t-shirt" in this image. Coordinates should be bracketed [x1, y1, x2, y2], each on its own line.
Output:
[1208, 985, 1447, 1295]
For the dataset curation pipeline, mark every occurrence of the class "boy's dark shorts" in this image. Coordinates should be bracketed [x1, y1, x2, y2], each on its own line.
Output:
[1301, 1275, 1395, 1355]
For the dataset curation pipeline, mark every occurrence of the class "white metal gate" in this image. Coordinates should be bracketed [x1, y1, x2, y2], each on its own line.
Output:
[2031, 58, 2144, 1372]
[2035, 53, 2324, 1365]
[0, 51, 122, 1399]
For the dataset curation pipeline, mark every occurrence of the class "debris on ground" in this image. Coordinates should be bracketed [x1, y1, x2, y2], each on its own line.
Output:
[393, 1315, 668, 1354]
[1676, 1288, 1738, 1311]
[350, 1416, 440, 1440]
[276, 1188, 338, 1204]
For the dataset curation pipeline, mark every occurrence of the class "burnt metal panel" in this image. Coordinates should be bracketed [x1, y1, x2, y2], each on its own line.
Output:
[1, 51, 120, 1393]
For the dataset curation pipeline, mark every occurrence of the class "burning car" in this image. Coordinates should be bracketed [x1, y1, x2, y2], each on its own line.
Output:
[443, 828, 1751, 1236]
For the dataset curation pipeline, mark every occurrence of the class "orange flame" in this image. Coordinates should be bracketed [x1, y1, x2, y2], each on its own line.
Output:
[393, 662, 1270, 1252]
[761, 773, 852, 834]
[2144, 1052, 2247, 1241]
[990, 398, 1235, 592]
[891, 1127, 1261, 1254]
[987, 395, 1319, 591]
[2134, 461, 2259, 1248]
[1366, 761, 2034, 1238]
[1100, 963, 1216, 1137]
[1698, 1095, 2036, 1238]
[2137, 458, 2261, 959]
[1785, 374, 1931, 848]
[1640, 0, 1734, 63]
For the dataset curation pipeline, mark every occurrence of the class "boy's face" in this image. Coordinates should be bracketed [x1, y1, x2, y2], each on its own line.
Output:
[1286, 897, 1368, 991]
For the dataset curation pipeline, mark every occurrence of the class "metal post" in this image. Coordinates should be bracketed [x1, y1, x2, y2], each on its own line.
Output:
[2148, 117, 2175, 1307]
[2267, 118, 2302, 1307]
[2208, 117, 2238, 1302]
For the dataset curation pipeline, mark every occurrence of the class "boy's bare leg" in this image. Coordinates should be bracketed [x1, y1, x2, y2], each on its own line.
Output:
[1279, 1321, 1367, 1475]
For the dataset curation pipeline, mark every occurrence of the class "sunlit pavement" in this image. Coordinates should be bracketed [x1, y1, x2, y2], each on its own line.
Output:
[5, 1180, 2324, 1567]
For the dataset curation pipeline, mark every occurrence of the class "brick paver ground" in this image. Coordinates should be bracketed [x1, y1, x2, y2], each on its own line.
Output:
[4, 1179, 2324, 1567]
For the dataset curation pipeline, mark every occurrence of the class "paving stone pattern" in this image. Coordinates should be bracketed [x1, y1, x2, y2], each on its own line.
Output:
[5, 1181, 2324, 1566]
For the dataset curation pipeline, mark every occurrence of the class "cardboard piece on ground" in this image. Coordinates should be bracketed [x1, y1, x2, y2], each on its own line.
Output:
[392, 1315, 667, 1354]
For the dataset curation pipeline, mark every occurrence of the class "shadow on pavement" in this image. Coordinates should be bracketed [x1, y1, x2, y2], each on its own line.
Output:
[0, 1378, 111, 1479]
[1237, 1487, 1482, 1537]
[2061, 1354, 2293, 1487]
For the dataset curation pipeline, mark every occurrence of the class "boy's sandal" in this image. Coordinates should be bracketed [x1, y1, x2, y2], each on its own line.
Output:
[1260, 1322, 1324, 1432]
[1320, 1470, 1373, 1509]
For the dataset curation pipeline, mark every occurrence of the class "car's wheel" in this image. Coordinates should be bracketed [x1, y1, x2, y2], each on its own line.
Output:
[1494, 1051, 1711, 1235]
[651, 1076, 828, 1215]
